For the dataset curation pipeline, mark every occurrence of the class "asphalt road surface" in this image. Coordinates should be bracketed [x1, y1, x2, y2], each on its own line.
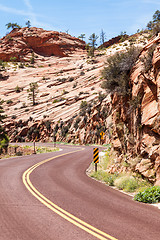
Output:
[1, 144, 160, 240]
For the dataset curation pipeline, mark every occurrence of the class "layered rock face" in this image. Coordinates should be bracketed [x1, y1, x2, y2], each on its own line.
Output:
[98, 36, 122, 49]
[109, 34, 160, 184]
[0, 27, 85, 61]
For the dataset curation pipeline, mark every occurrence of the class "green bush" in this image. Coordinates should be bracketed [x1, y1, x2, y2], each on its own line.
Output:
[141, 44, 156, 72]
[134, 186, 160, 203]
[101, 46, 141, 95]
[15, 85, 21, 93]
[103, 173, 117, 186]
[10, 56, 17, 62]
[90, 171, 117, 186]
[19, 62, 24, 68]
[74, 117, 81, 130]
[6, 99, 13, 104]
[0, 135, 9, 153]
[11, 115, 17, 119]
[80, 71, 85, 76]
[90, 170, 103, 181]
[73, 83, 77, 88]
[114, 175, 139, 192]
[80, 101, 88, 109]
[61, 125, 69, 137]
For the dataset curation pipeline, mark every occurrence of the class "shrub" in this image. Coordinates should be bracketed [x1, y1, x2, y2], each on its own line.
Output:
[53, 99, 59, 103]
[54, 124, 59, 133]
[80, 71, 85, 76]
[62, 89, 69, 95]
[90, 170, 103, 181]
[114, 175, 139, 192]
[61, 125, 69, 137]
[58, 78, 67, 83]
[0, 136, 9, 154]
[10, 56, 17, 62]
[90, 171, 117, 186]
[74, 117, 81, 130]
[103, 173, 117, 186]
[11, 115, 17, 119]
[73, 83, 77, 88]
[101, 47, 141, 95]
[79, 109, 86, 116]
[80, 101, 88, 109]
[141, 44, 156, 72]
[19, 62, 24, 68]
[45, 120, 51, 131]
[6, 99, 13, 104]
[69, 77, 74, 82]
[15, 85, 21, 93]
[98, 92, 106, 103]
[134, 186, 160, 203]
[30, 52, 35, 64]
[21, 103, 27, 108]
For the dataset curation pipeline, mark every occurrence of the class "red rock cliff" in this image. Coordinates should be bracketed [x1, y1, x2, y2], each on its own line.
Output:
[0, 27, 86, 61]
[110, 34, 160, 184]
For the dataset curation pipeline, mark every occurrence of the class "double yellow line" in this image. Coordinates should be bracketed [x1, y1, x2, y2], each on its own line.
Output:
[22, 149, 118, 240]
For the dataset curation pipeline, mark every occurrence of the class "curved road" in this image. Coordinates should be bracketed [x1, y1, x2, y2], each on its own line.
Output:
[0, 145, 160, 240]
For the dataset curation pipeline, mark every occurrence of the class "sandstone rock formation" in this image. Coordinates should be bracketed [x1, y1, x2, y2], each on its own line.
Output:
[0, 27, 85, 61]
[0, 28, 159, 184]
[99, 36, 122, 49]
[107, 34, 160, 184]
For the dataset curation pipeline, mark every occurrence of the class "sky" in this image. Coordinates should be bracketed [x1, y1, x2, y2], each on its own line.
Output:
[0, 0, 160, 45]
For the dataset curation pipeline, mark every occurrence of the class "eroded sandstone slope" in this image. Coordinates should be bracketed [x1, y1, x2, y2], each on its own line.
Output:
[108, 34, 160, 184]
[0, 28, 159, 184]
[0, 27, 85, 61]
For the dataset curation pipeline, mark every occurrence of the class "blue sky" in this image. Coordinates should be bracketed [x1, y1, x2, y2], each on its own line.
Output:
[0, 0, 160, 44]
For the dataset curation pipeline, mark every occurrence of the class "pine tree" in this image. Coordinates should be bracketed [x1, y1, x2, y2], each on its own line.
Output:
[30, 52, 35, 64]
[27, 82, 39, 106]
[88, 33, 99, 57]
[26, 20, 31, 28]
[153, 10, 160, 23]
[100, 29, 106, 47]
[146, 10, 160, 35]
[78, 34, 86, 41]
[6, 22, 21, 30]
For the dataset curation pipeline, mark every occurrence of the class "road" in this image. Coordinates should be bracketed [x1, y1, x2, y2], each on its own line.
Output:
[0, 144, 160, 240]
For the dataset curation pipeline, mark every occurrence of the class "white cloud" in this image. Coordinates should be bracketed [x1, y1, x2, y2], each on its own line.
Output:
[23, 0, 54, 30]
[23, 0, 33, 11]
[23, 0, 37, 23]
[0, 4, 30, 16]
[0, 1, 56, 31]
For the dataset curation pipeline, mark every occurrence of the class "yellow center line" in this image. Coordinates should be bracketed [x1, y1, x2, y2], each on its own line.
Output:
[22, 148, 118, 240]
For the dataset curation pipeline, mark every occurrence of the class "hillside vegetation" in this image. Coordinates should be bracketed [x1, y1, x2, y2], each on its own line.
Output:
[0, 12, 160, 186]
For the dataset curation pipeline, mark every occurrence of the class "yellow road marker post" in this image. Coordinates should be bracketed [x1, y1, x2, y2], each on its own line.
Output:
[93, 148, 99, 172]
[100, 131, 105, 145]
